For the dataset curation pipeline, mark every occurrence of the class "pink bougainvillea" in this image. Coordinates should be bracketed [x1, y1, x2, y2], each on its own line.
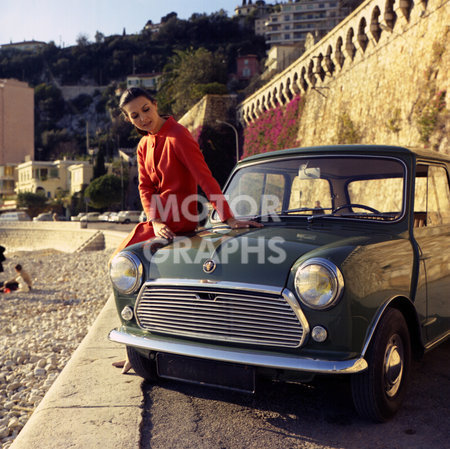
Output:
[242, 95, 303, 159]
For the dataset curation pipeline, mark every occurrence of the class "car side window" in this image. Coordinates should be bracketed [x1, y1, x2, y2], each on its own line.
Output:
[414, 164, 450, 227]
[427, 166, 450, 226]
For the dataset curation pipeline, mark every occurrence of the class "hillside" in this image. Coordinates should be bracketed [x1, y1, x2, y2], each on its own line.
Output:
[0, 11, 266, 161]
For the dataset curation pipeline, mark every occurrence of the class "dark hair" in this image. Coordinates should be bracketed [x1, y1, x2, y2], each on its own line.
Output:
[119, 88, 157, 136]
[119, 87, 155, 110]
[15, 264, 22, 271]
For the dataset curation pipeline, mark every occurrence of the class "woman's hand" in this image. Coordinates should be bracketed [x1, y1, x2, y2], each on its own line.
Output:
[151, 219, 176, 240]
[226, 217, 264, 229]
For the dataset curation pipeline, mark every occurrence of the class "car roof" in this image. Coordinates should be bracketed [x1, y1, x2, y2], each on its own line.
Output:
[239, 145, 450, 165]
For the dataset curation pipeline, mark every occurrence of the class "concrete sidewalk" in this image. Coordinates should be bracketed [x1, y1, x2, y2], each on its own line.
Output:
[11, 295, 143, 449]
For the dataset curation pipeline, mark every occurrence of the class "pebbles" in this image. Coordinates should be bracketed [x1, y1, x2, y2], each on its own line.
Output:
[0, 248, 113, 448]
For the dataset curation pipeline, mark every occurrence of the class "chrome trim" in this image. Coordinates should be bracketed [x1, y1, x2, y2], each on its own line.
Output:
[424, 330, 450, 351]
[109, 328, 368, 374]
[294, 258, 344, 310]
[138, 279, 284, 296]
[282, 288, 310, 345]
[134, 281, 307, 349]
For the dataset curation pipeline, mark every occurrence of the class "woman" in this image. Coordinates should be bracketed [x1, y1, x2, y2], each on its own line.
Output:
[113, 88, 262, 373]
[115, 87, 260, 251]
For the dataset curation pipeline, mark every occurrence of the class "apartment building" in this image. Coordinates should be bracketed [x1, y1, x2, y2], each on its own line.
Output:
[263, 1, 359, 47]
[235, 1, 362, 49]
[0, 79, 34, 199]
[15, 159, 93, 199]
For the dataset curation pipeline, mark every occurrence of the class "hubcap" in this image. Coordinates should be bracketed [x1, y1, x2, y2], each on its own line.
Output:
[383, 334, 404, 397]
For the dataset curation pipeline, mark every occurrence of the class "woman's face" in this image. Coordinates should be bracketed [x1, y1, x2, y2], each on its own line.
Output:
[123, 96, 165, 134]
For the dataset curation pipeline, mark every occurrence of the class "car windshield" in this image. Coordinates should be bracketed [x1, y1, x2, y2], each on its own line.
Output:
[220, 155, 406, 223]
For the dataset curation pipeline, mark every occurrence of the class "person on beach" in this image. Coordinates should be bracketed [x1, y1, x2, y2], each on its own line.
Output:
[0, 263, 32, 293]
[112, 87, 262, 373]
[0, 245, 5, 274]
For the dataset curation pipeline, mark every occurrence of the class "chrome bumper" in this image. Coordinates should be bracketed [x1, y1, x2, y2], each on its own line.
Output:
[108, 328, 368, 374]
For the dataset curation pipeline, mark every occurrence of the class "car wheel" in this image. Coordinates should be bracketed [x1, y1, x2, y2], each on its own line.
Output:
[351, 308, 411, 422]
[124, 219, 130, 224]
[126, 346, 158, 381]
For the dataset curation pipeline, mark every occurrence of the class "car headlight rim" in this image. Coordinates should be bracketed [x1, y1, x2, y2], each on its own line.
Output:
[109, 251, 143, 294]
[294, 258, 344, 310]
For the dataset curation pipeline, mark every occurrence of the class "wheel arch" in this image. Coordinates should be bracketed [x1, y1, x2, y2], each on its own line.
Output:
[361, 296, 424, 360]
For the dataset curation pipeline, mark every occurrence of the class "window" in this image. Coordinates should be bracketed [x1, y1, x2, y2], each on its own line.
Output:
[348, 178, 403, 214]
[415, 165, 450, 226]
[228, 172, 285, 216]
[289, 177, 332, 211]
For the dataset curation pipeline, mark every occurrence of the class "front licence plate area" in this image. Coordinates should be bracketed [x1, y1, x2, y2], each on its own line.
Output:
[156, 353, 256, 393]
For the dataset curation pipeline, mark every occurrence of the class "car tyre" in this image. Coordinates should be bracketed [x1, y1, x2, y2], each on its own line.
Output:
[124, 219, 130, 224]
[126, 346, 158, 381]
[351, 308, 411, 422]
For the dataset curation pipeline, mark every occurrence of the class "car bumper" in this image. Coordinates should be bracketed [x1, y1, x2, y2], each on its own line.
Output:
[108, 328, 368, 374]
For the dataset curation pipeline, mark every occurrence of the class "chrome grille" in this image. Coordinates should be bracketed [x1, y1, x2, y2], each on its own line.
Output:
[135, 285, 304, 348]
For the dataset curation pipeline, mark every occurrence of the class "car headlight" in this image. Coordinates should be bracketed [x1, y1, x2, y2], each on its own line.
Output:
[109, 252, 143, 294]
[294, 258, 344, 309]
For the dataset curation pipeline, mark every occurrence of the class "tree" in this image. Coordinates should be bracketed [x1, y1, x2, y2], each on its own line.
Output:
[157, 47, 228, 116]
[85, 174, 122, 209]
[93, 149, 107, 179]
[17, 192, 48, 217]
[76, 33, 90, 46]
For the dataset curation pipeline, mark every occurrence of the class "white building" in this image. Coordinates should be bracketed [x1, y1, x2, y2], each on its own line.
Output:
[15, 159, 93, 199]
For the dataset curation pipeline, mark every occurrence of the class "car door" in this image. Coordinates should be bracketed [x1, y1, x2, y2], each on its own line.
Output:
[413, 163, 450, 344]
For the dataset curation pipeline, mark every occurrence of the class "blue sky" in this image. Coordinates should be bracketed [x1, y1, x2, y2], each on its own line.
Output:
[0, 0, 241, 47]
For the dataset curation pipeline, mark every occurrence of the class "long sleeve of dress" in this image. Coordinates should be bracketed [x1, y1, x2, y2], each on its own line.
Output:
[171, 126, 234, 222]
[137, 142, 160, 221]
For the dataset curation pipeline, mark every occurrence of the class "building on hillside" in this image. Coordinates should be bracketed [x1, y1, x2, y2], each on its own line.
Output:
[263, 44, 303, 76]
[126, 73, 161, 91]
[263, 0, 362, 48]
[15, 159, 93, 199]
[0, 79, 34, 201]
[236, 55, 260, 81]
[0, 40, 47, 52]
[235, 1, 362, 49]
[234, 0, 271, 19]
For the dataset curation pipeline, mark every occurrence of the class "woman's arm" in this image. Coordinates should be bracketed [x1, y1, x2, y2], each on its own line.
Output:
[172, 127, 262, 229]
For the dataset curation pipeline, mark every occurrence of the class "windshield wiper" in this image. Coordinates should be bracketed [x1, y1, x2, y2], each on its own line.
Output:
[281, 207, 332, 215]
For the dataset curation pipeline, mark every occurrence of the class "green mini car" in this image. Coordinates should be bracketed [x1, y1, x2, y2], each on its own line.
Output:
[109, 145, 450, 422]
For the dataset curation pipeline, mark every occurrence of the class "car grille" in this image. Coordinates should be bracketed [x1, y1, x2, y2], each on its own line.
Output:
[135, 285, 304, 348]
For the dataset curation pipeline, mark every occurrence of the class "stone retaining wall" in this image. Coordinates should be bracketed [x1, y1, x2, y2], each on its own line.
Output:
[237, 0, 450, 153]
[0, 224, 127, 253]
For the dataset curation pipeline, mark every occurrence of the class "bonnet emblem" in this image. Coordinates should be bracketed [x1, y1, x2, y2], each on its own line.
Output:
[203, 259, 217, 274]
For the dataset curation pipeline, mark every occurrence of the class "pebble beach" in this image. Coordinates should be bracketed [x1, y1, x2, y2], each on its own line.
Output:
[0, 248, 114, 448]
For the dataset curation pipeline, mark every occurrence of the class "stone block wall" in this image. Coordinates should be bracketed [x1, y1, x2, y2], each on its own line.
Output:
[179, 95, 238, 133]
[238, 0, 450, 154]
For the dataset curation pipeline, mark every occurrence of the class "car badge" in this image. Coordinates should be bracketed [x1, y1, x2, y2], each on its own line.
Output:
[203, 259, 217, 274]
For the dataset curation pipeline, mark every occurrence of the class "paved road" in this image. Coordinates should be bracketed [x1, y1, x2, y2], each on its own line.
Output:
[79, 221, 137, 233]
[139, 340, 450, 449]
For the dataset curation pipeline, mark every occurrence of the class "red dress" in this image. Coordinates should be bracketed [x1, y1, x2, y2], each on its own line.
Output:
[115, 117, 233, 252]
